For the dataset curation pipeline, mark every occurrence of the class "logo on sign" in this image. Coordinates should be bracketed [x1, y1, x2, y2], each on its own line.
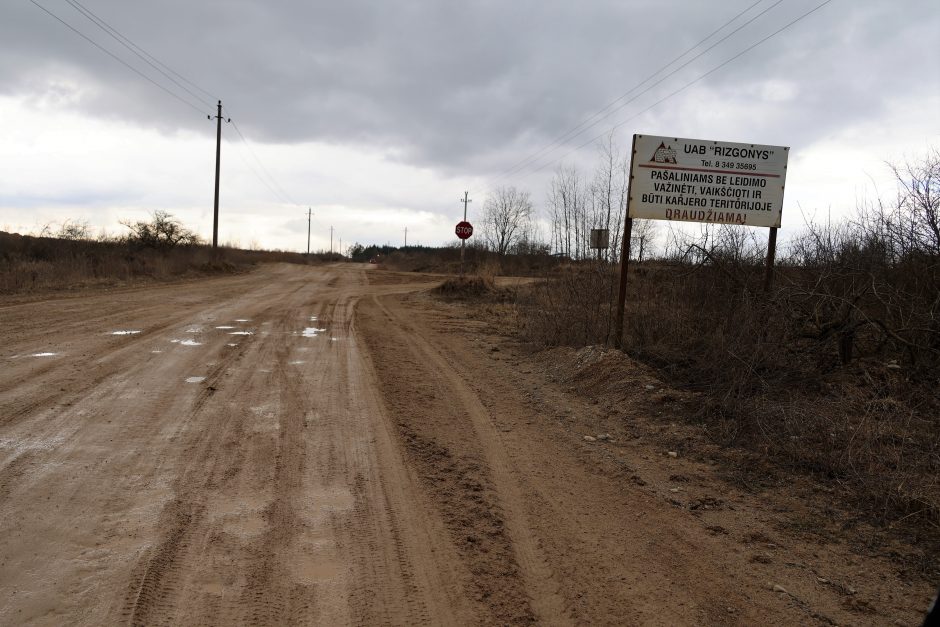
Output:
[651, 142, 677, 164]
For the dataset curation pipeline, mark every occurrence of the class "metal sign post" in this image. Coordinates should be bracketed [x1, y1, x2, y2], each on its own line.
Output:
[459, 191, 471, 275]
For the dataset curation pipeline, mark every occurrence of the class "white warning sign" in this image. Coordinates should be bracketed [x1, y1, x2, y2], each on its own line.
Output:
[628, 134, 789, 228]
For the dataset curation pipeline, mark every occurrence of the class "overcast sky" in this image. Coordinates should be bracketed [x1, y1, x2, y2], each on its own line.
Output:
[1, 0, 938, 252]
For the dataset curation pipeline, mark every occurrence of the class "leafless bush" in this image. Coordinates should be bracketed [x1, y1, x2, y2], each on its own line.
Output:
[120, 210, 202, 249]
[518, 260, 619, 347]
[515, 151, 940, 531]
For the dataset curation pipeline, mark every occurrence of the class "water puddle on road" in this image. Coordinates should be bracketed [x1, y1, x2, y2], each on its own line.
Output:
[226, 343, 238, 347]
[215, 325, 236, 330]
[229, 331, 253, 336]
[185, 376, 206, 383]
[302, 327, 327, 337]
[180, 339, 202, 346]
[110, 330, 141, 335]
[289, 360, 306, 365]
[234, 319, 250, 323]
[185, 327, 202, 333]
[30, 352, 58, 357]
[151, 350, 163, 354]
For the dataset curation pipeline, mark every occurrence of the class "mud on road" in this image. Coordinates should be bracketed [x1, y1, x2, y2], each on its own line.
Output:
[0, 263, 932, 625]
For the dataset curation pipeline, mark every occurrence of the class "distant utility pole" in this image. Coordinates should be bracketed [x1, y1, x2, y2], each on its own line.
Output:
[306, 208, 312, 255]
[330, 226, 334, 256]
[404, 227, 408, 248]
[210, 100, 230, 250]
[460, 191, 471, 274]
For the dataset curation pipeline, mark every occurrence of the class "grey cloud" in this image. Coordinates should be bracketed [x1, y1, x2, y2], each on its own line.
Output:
[3, 0, 938, 179]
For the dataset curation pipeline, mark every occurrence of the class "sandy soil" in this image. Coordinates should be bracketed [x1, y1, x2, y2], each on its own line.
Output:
[0, 263, 933, 625]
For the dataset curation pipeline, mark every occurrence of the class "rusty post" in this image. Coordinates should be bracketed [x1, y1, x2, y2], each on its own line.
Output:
[614, 216, 634, 349]
[764, 226, 778, 292]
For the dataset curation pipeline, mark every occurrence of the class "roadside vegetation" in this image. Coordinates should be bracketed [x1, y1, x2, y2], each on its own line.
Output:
[0, 210, 326, 294]
[439, 148, 940, 560]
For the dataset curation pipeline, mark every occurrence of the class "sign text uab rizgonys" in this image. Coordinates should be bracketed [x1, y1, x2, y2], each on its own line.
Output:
[628, 134, 789, 228]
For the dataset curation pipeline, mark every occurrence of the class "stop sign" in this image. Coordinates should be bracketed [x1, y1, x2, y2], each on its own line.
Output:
[455, 221, 473, 240]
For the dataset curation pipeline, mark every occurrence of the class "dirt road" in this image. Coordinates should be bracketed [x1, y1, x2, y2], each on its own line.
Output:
[0, 263, 931, 625]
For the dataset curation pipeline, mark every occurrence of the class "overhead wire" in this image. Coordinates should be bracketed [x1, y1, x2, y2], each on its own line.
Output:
[494, 0, 784, 182]
[515, 0, 836, 181]
[62, 0, 217, 109]
[27, 0, 207, 114]
[225, 111, 302, 207]
[32, 0, 306, 216]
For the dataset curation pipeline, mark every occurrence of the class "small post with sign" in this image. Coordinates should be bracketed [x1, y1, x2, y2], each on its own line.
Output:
[455, 219, 473, 274]
[590, 228, 610, 262]
[614, 133, 789, 348]
[458, 191, 472, 274]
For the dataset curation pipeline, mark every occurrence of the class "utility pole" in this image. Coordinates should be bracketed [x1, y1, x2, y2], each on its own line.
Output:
[210, 100, 230, 250]
[306, 208, 312, 255]
[330, 226, 333, 257]
[404, 227, 408, 248]
[460, 191, 471, 274]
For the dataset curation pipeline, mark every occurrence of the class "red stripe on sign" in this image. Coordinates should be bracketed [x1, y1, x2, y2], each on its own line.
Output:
[638, 163, 782, 178]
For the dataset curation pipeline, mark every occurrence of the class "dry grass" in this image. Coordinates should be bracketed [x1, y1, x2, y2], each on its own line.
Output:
[0, 231, 317, 295]
[514, 250, 940, 541]
[433, 273, 507, 301]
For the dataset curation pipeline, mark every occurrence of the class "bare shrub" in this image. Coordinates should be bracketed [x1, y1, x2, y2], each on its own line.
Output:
[481, 186, 533, 256]
[515, 151, 940, 533]
[518, 260, 618, 347]
[120, 210, 202, 249]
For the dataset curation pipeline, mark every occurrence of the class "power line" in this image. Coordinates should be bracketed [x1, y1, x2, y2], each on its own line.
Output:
[223, 124, 295, 206]
[31, 0, 302, 216]
[225, 114, 301, 207]
[519, 0, 836, 180]
[27, 0, 206, 115]
[494, 0, 784, 182]
[63, 0, 216, 109]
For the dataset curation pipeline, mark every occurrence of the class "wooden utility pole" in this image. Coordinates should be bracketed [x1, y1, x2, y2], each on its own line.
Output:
[460, 191, 471, 274]
[330, 226, 333, 256]
[306, 208, 312, 255]
[211, 100, 229, 249]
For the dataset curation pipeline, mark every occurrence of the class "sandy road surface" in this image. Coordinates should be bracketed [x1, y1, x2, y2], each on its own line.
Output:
[0, 263, 930, 626]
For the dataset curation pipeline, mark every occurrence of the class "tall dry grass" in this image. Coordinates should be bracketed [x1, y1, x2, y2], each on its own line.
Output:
[0, 231, 316, 294]
[515, 198, 940, 536]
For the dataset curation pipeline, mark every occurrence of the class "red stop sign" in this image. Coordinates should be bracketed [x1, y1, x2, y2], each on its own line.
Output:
[455, 221, 473, 240]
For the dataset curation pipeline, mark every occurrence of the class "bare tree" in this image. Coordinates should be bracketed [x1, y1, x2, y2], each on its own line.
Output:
[548, 165, 587, 258]
[481, 186, 533, 256]
[887, 148, 940, 254]
[121, 210, 202, 248]
[57, 219, 92, 240]
[591, 133, 629, 261]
